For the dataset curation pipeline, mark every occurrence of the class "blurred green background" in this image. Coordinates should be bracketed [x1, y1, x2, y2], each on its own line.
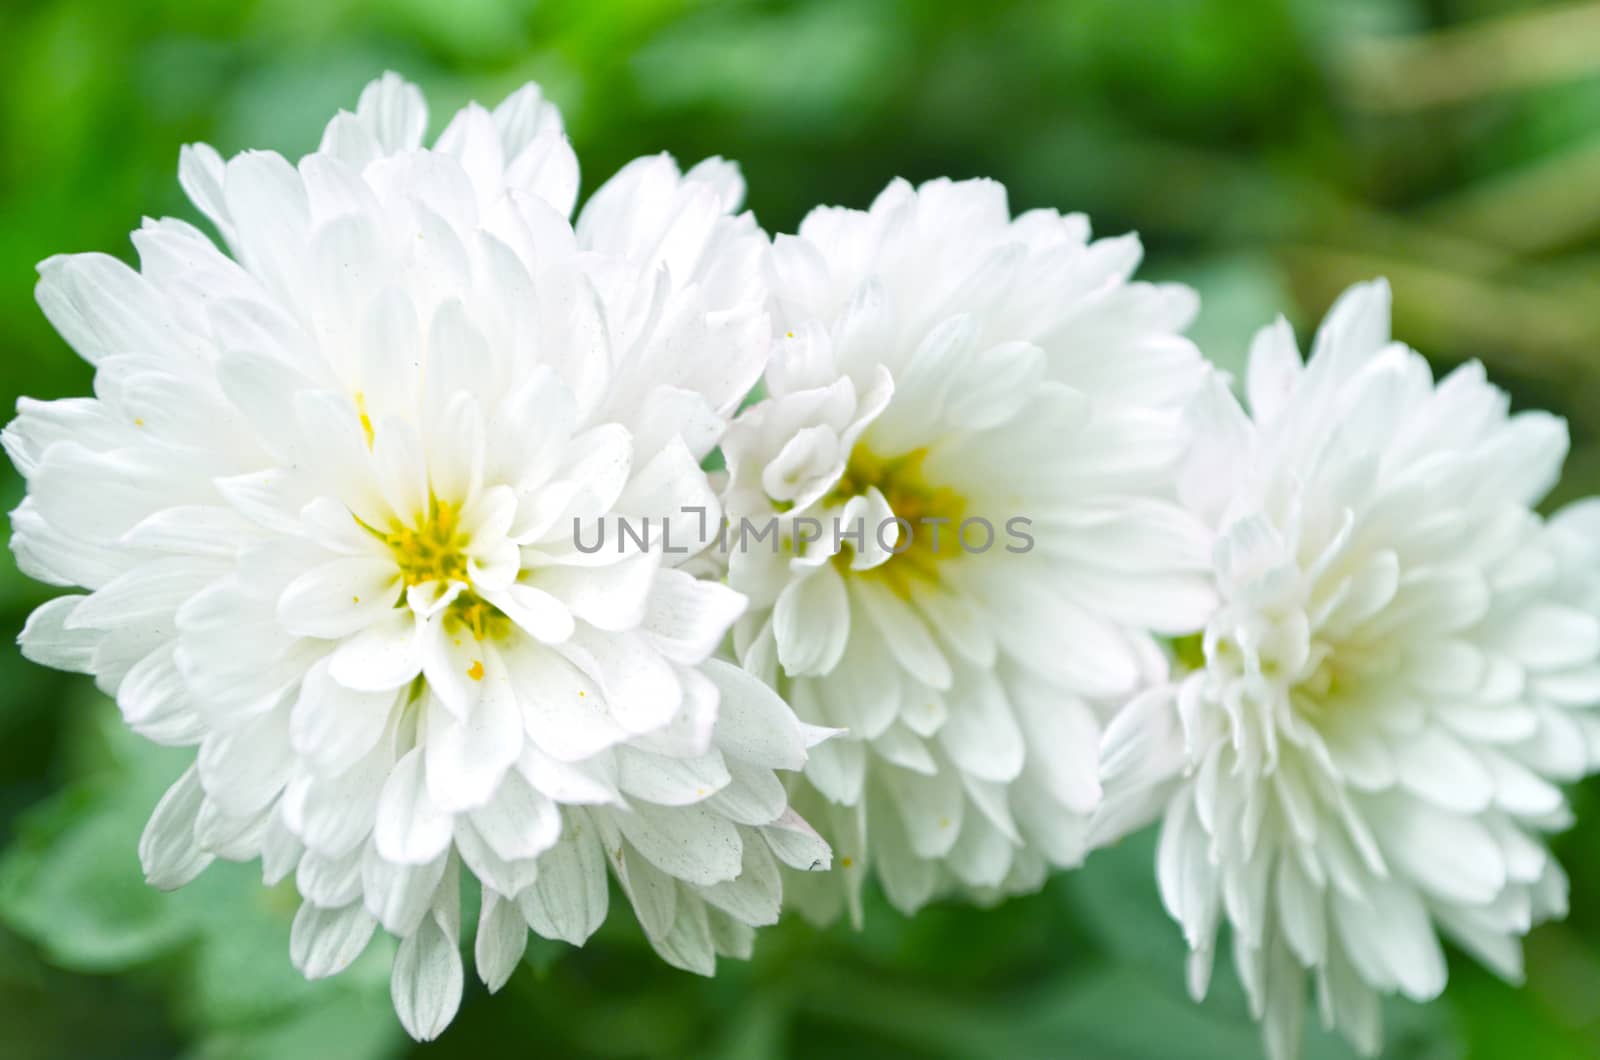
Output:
[3, 0, 1600, 1057]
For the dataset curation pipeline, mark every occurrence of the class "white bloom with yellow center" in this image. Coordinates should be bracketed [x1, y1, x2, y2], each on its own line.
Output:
[721, 177, 1215, 921]
[7, 74, 831, 1040]
[1097, 280, 1600, 1059]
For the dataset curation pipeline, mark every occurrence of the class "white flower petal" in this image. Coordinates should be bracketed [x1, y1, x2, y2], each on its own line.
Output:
[375, 748, 454, 865]
[705, 659, 809, 772]
[1332, 880, 1447, 1002]
[423, 659, 523, 813]
[617, 746, 731, 806]
[291, 900, 377, 980]
[296, 845, 365, 908]
[849, 579, 952, 690]
[196, 706, 293, 818]
[500, 640, 624, 761]
[468, 769, 562, 863]
[328, 610, 424, 691]
[278, 557, 402, 639]
[641, 569, 746, 665]
[615, 802, 743, 887]
[537, 552, 660, 632]
[1367, 794, 1507, 906]
[1395, 726, 1494, 814]
[760, 808, 833, 872]
[391, 911, 464, 1042]
[139, 765, 213, 890]
[482, 583, 574, 644]
[474, 888, 528, 992]
[516, 745, 621, 806]
[18, 596, 98, 673]
[561, 627, 682, 736]
[361, 844, 450, 937]
[518, 813, 608, 945]
[773, 564, 849, 677]
[646, 896, 717, 976]
[289, 658, 397, 773]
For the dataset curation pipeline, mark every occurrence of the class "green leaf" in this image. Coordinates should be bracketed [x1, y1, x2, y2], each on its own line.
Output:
[0, 770, 201, 971]
[185, 987, 402, 1060]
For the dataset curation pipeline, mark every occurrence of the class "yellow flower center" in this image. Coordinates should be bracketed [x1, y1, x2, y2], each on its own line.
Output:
[384, 497, 470, 587]
[447, 594, 509, 643]
[358, 496, 510, 644]
[830, 447, 967, 597]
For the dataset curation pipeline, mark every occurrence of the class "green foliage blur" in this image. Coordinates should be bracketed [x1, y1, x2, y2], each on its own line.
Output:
[2, 1, 1599, 1057]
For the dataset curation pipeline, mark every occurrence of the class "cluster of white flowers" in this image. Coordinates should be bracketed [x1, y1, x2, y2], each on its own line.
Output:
[8, 74, 1599, 1057]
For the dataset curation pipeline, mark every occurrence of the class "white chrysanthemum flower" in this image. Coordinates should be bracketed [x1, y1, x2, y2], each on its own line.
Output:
[6, 73, 832, 1040]
[1098, 280, 1600, 1059]
[719, 177, 1214, 921]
